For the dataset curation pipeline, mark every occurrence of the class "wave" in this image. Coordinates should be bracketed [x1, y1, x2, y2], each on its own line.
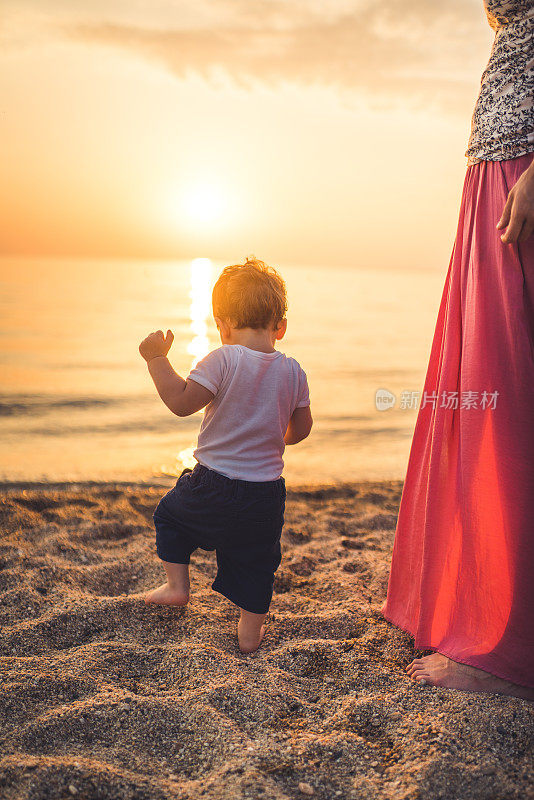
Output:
[3, 418, 198, 437]
[0, 394, 141, 417]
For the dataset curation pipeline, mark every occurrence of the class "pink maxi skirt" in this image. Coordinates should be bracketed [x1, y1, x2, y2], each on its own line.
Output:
[383, 152, 534, 688]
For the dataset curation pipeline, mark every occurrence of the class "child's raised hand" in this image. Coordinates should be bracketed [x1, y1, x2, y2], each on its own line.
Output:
[139, 329, 175, 362]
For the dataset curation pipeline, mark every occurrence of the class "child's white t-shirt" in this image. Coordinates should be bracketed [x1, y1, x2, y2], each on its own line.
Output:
[187, 344, 310, 482]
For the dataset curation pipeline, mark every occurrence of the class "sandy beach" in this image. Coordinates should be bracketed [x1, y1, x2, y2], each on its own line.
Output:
[1, 480, 533, 800]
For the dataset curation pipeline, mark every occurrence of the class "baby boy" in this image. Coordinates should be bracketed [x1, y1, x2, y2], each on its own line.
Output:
[139, 256, 312, 653]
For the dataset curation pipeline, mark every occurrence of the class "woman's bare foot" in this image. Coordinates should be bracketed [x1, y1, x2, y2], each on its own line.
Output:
[406, 653, 534, 700]
[145, 561, 190, 607]
[237, 609, 267, 654]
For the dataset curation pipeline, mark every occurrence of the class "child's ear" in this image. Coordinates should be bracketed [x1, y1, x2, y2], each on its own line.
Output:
[214, 316, 231, 340]
[275, 318, 287, 340]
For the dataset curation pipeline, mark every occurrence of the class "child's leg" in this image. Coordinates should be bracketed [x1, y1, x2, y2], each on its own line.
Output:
[145, 561, 190, 606]
[237, 608, 267, 653]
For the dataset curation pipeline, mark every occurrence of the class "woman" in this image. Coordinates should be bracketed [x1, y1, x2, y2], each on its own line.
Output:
[383, 0, 534, 699]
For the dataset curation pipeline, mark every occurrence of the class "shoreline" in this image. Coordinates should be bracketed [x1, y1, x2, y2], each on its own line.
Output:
[0, 478, 404, 497]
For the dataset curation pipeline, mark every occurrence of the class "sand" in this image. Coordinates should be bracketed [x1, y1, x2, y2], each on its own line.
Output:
[0, 480, 533, 800]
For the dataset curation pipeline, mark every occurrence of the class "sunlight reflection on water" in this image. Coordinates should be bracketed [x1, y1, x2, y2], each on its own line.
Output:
[174, 258, 213, 474]
[187, 258, 213, 369]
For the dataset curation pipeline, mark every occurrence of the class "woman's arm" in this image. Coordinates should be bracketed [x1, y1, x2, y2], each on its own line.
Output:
[497, 159, 534, 244]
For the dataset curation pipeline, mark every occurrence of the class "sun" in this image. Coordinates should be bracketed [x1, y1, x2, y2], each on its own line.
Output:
[183, 182, 226, 226]
[164, 177, 241, 235]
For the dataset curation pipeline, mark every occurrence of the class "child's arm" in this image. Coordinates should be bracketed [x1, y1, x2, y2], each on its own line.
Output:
[139, 330, 214, 416]
[284, 406, 313, 445]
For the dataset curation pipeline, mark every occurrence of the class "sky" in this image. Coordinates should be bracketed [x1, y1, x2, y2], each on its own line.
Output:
[0, 0, 495, 270]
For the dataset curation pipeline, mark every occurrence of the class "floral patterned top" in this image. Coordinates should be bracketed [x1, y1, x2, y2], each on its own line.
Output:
[466, 0, 534, 164]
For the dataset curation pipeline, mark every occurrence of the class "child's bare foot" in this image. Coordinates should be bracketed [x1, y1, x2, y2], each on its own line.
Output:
[238, 609, 267, 654]
[145, 582, 189, 606]
[406, 653, 534, 700]
[145, 561, 190, 607]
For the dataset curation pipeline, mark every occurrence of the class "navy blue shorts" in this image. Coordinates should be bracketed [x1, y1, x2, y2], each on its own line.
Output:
[152, 463, 286, 614]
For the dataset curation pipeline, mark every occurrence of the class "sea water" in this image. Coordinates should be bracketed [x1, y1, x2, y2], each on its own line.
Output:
[0, 256, 444, 484]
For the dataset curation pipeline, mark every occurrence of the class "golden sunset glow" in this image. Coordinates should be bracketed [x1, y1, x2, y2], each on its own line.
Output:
[1, 0, 495, 486]
[0, 1, 493, 269]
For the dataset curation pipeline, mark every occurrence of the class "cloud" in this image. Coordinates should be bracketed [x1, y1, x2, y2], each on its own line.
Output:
[65, 0, 490, 111]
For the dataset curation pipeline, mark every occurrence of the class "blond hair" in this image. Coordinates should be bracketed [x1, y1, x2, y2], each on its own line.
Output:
[212, 256, 287, 329]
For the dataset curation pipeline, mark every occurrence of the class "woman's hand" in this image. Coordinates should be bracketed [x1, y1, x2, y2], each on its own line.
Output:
[139, 329, 174, 362]
[497, 162, 534, 244]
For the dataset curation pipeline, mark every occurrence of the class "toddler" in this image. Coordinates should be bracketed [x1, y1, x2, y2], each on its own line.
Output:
[139, 256, 312, 653]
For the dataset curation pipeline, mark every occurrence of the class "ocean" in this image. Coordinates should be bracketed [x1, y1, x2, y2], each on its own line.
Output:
[0, 256, 444, 485]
